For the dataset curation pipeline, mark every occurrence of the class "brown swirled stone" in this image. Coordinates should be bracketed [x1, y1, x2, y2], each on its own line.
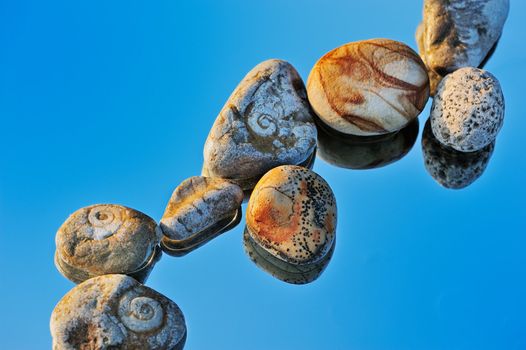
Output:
[307, 39, 429, 136]
[246, 165, 337, 265]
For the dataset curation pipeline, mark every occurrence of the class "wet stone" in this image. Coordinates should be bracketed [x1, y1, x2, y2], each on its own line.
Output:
[422, 119, 495, 189]
[246, 165, 337, 265]
[203, 59, 317, 190]
[160, 176, 243, 254]
[50, 274, 186, 350]
[307, 38, 429, 136]
[430, 67, 504, 152]
[416, 0, 509, 81]
[55, 204, 161, 284]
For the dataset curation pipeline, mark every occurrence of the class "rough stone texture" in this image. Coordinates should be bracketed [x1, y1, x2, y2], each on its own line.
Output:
[430, 67, 504, 152]
[416, 0, 509, 79]
[307, 39, 429, 136]
[160, 176, 243, 240]
[50, 274, 186, 350]
[243, 228, 334, 285]
[422, 119, 494, 189]
[316, 117, 419, 169]
[246, 165, 337, 265]
[55, 204, 161, 284]
[203, 59, 317, 190]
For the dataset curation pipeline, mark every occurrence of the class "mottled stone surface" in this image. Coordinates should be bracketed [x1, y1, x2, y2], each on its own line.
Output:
[243, 228, 334, 285]
[50, 274, 186, 350]
[316, 117, 419, 169]
[160, 176, 243, 241]
[55, 204, 161, 284]
[246, 165, 337, 265]
[307, 39, 429, 136]
[422, 119, 494, 189]
[417, 0, 509, 79]
[430, 67, 504, 152]
[203, 59, 317, 190]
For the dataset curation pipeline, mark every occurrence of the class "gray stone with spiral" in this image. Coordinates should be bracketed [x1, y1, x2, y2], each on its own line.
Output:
[55, 204, 161, 284]
[50, 274, 186, 350]
[202, 59, 317, 190]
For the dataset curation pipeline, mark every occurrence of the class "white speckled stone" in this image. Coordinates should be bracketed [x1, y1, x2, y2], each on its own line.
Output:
[430, 67, 504, 152]
[160, 176, 243, 240]
[417, 0, 509, 77]
[50, 274, 186, 350]
[422, 119, 494, 189]
[203, 59, 317, 190]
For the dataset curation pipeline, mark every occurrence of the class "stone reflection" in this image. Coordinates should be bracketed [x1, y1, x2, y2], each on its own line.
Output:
[422, 119, 495, 189]
[243, 228, 335, 285]
[316, 117, 419, 169]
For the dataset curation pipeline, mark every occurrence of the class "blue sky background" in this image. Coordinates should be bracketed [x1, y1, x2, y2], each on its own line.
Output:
[1, 1, 525, 349]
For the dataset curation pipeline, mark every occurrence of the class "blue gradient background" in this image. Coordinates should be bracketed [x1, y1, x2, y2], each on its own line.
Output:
[1, 1, 525, 349]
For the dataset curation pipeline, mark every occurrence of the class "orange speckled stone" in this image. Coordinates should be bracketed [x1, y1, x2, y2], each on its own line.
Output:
[246, 165, 337, 264]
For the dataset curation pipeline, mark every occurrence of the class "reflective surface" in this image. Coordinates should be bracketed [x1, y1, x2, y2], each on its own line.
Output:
[1, 1, 525, 349]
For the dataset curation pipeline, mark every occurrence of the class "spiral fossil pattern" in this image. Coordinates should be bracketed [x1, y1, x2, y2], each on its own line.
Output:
[55, 204, 160, 283]
[50, 274, 186, 350]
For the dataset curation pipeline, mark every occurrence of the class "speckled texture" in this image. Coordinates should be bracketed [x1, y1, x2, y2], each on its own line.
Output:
[55, 204, 161, 284]
[246, 165, 337, 265]
[307, 39, 429, 136]
[316, 117, 419, 169]
[202, 59, 317, 190]
[422, 119, 494, 189]
[160, 176, 243, 241]
[50, 274, 186, 350]
[243, 228, 334, 285]
[430, 67, 504, 152]
[416, 0, 509, 78]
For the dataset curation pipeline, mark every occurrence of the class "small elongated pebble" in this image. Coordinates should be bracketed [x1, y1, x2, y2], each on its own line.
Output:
[430, 67, 504, 152]
[316, 117, 419, 170]
[160, 176, 243, 255]
[307, 39, 429, 136]
[203, 59, 317, 190]
[246, 165, 337, 265]
[422, 119, 494, 189]
[416, 0, 509, 76]
[243, 228, 334, 284]
[50, 274, 186, 350]
[55, 204, 161, 284]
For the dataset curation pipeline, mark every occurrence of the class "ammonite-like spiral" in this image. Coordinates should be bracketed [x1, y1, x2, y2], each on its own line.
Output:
[87, 205, 123, 240]
[247, 112, 278, 137]
[118, 291, 164, 333]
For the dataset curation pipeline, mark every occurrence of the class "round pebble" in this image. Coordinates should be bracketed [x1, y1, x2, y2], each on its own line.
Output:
[307, 38, 429, 136]
[430, 67, 504, 152]
[55, 204, 161, 284]
[246, 165, 337, 265]
[50, 274, 186, 350]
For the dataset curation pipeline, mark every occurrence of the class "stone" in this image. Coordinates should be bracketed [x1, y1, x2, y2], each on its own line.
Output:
[50, 274, 186, 350]
[422, 119, 494, 189]
[316, 117, 419, 170]
[202, 59, 317, 191]
[160, 176, 243, 256]
[430, 67, 504, 152]
[55, 204, 161, 284]
[307, 38, 429, 136]
[243, 228, 334, 285]
[416, 0, 509, 80]
[246, 165, 337, 265]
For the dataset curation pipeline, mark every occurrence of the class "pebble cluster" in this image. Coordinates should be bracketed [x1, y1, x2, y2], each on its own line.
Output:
[50, 1, 510, 347]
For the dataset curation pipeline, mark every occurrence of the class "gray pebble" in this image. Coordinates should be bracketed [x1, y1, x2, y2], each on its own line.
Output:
[55, 204, 161, 284]
[202, 59, 317, 190]
[430, 67, 504, 152]
[422, 119, 494, 189]
[50, 274, 186, 350]
[416, 0, 509, 77]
